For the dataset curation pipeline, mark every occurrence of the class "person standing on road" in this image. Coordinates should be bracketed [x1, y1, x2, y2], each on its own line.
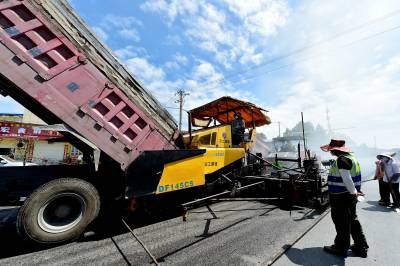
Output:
[321, 139, 369, 257]
[377, 153, 400, 208]
[374, 158, 386, 203]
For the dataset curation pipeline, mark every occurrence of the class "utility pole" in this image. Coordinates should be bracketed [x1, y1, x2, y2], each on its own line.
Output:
[326, 106, 333, 136]
[176, 89, 189, 131]
[278, 121, 281, 137]
[301, 112, 308, 159]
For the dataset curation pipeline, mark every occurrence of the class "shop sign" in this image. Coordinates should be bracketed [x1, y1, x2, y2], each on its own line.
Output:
[0, 122, 63, 139]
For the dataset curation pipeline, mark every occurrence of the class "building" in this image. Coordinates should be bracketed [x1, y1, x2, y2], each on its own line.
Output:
[0, 112, 82, 164]
[0, 113, 23, 123]
[22, 109, 46, 125]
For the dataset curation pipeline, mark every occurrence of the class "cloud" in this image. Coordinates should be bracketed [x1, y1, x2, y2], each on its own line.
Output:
[259, 0, 400, 148]
[175, 53, 188, 65]
[164, 61, 180, 70]
[192, 61, 223, 81]
[92, 26, 108, 41]
[141, 1, 290, 68]
[123, 56, 182, 118]
[164, 35, 183, 45]
[140, 0, 200, 23]
[117, 29, 140, 42]
[223, 0, 290, 37]
[121, 54, 251, 123]
[102, 14, 142, 41]
[114, 46, 148, 60]
[164, 53, 189, 69]
[115, 46, 136, 60]
[93, 14, 143, 42]
[183, 2, 270, 68]
[181, 61, 253, 111]
[103, 14, 143, 28]
[126, 57, 165, 82]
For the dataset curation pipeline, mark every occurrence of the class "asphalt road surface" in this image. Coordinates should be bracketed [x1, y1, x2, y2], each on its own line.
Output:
[274, 180, 400, 265]
[0, 199, 326, 266]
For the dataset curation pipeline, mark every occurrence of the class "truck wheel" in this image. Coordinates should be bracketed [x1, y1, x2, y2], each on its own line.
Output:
[16, 178, 100, 244]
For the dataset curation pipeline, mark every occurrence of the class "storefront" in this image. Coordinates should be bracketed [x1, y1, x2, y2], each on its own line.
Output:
[0, 138, 16, 156]
[0, 121, 81, 164]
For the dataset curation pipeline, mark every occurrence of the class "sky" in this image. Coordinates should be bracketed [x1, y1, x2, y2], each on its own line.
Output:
[1, 0, 400, 148]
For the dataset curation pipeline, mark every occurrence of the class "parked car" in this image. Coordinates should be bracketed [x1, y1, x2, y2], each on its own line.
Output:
[0, 155, 37, 167]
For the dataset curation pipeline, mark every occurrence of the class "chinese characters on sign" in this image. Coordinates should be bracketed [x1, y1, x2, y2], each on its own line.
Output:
[33, 127, 42, 135]
[0, 122, 63, 139]
[0, 126, 10, 133]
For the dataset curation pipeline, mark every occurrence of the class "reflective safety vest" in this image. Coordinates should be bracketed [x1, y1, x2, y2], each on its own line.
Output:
[328, 154, 362, 194]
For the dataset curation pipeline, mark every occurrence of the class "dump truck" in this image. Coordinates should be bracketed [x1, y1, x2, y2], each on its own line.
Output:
[0, 0, 275, 244]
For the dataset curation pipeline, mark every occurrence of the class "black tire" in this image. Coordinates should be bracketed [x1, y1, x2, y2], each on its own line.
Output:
[16, 178, 100, 244]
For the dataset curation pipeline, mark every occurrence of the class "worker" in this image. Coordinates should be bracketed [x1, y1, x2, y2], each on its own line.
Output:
[231, 111, 245, 146]
[320, 139, 369, 257]
[377, 153, 400, 208]
[374, 158, 386, 204]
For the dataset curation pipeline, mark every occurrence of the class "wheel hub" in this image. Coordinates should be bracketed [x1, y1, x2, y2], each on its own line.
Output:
[37, 193, 86, 234]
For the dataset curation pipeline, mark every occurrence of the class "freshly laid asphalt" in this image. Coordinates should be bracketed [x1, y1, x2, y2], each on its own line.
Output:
[0, 194, 325, 265]
[1, 180, 396, 266]
[273, 180, 400, 266]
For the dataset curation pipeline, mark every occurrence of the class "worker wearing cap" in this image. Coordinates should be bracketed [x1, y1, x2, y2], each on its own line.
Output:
[377, 152, 400, 208]
[231, 111, 245, 146]
[321, 139, 369, 257]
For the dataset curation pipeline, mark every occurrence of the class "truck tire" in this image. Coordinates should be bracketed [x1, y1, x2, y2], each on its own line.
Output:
[16, 178, 100, 244]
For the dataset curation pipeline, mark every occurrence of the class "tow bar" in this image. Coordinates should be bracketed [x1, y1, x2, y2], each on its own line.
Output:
[121, 218, 160, 266]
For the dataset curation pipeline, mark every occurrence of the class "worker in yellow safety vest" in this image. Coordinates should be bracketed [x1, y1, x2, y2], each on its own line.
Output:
[321, 139, 369, 258]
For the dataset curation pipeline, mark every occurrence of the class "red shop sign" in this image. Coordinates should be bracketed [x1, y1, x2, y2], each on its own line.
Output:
[0, 122, 63, 139]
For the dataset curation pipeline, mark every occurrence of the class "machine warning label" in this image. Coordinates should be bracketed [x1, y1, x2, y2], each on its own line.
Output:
[205, 152, 225, 157]
[158, 181, 194, 193]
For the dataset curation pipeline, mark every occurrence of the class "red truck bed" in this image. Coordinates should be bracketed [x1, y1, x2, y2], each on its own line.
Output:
[0, 0, 178, 169]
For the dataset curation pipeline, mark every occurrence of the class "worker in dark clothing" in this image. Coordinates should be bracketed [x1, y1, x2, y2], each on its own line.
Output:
[231, 111, 245, 146]
[321, 139, 369, 257]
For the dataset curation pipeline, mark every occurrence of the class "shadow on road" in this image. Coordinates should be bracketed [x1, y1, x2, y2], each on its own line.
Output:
[157, 217, 251, 262]
[0, 205, 183, 260]
[293, 209, 325, 221]
[362, 200, 395, 213]
[282, 246, 346, 266]
[0, 207, 50, 259]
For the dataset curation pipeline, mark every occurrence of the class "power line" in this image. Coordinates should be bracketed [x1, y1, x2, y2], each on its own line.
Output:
[197, 23, 400, 91]
[164, 106, 180, 110]
[155, 91, 182, 112]
[189, 9, 400, 90]
[151, 92, 175, 97]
